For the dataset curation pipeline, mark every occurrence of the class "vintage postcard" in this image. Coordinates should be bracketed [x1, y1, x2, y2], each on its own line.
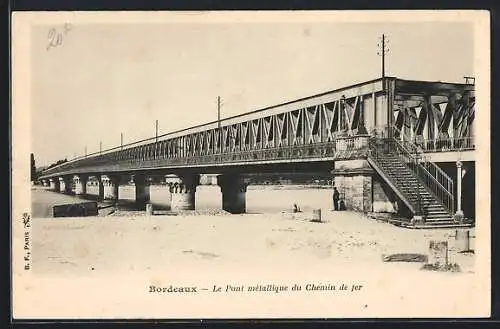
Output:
[12, 11, 490, 319]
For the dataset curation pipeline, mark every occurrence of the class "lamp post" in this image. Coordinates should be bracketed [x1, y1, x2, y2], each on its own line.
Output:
[455, 160, 464, 223]
[416, 161, 421, 217]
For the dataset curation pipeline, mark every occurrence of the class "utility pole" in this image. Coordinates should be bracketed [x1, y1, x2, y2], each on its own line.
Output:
[217, 96, 222, 154]
[377, 34, 389, 80]
[99, 141, 102, 154]
[377, 34, 390, 137]
[121, 133, 123, 150]
[381, 34, 385, 79]
[155, 119, 159, 143]
[84, 146, 87, 158]
[217, 96, 221, 128]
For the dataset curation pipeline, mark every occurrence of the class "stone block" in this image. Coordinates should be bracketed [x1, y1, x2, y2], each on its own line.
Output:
[454, 230, 471, 253]
[428, 240, 448, 266]
[53, 202, 98, 218]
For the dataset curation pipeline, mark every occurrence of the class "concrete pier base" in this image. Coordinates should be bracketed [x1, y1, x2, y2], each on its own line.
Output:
[168, 174, 199, 211]
[75, 175, 88, 196]
[134, 174, 150, 209]
[218, 174, 247, 214]
[104, 176, 120, 201]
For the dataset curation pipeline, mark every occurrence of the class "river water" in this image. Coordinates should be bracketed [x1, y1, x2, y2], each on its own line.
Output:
[32, 185, 334, 218]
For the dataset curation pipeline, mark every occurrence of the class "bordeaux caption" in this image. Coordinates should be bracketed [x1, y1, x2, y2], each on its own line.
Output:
[149, 283, 363, 294]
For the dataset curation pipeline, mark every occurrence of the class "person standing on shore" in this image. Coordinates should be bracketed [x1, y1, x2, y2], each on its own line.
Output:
[333, 187, 340, 211]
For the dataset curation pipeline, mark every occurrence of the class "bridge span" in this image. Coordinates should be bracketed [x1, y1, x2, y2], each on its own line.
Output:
[39, 77, 476, 226]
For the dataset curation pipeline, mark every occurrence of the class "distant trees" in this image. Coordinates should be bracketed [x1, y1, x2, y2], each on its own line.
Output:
[30, 154, 68, 183]
[30, 153, 36, 182]
[46, 158, 68, 170]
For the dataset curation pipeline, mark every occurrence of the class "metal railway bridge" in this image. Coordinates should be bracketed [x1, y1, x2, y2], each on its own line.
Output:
[39, 77, 476, 226]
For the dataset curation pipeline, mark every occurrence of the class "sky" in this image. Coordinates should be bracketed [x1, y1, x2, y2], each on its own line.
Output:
[30, 15, 474, 167]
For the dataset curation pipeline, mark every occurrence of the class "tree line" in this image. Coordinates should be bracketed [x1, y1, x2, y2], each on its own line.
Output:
[30, 153, 67, 182]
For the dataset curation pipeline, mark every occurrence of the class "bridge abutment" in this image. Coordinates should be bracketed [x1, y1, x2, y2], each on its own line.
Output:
[169, 174, 199, 211]
[333, 159, 373, 212]
[75, 175, 88, 196]
[218, 174, 247, 214]
[134, 174, 150, 209]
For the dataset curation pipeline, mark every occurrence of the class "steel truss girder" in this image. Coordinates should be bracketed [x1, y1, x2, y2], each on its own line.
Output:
[41, 78, 475, 179]
[44, 92, 369, 176]
[393, 90, 475, 142]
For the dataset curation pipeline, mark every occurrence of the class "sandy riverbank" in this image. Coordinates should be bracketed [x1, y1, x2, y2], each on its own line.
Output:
[31, 210, 475, 275]
[21, 188, 483, 318]
[14, 207, 486, 319]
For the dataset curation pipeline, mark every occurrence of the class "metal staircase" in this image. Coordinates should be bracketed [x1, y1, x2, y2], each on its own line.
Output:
[367, 127, 462, 227]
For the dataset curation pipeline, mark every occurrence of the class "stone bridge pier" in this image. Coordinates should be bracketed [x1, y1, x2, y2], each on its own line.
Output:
[133, 173, 151, 209]
[168, 174, 199, 211]
[49, 178, 60, 192]
[103, 175, 120, 201]
[74, 175, 88, 196]
[94, 175, 105, 201]
[217, 174, 248, 214]
[60, 176, 73, 194]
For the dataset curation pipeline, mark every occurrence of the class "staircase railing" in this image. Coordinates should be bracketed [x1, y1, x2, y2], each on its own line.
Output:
[370, 126, 455, 215]
[367, 138, 416, 214]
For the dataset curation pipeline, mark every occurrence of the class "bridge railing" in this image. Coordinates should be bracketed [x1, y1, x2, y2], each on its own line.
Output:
[417, 136, 475, 153]
[39, 134, 373, 178]
[384, 125, 475, 153]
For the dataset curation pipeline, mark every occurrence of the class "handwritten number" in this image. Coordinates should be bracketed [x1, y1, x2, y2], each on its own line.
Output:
[47, 28, 55, 40]
[46, 28, 55, 50]
[47, 23, 72, 51]
[56, 33, 62, 46]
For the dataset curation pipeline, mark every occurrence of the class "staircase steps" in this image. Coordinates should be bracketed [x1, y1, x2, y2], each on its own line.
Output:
[368, 149, 459, 227]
